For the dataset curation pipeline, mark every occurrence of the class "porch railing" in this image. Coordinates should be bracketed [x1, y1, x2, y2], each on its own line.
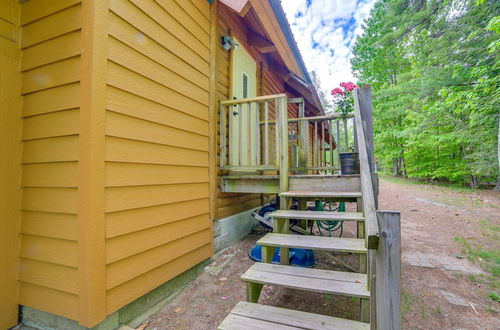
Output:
[219, 94, 357, 175]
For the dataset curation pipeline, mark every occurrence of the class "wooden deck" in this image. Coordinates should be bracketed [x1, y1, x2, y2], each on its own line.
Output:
[219, 302, 370, 330]
[220, 174, 361, 194]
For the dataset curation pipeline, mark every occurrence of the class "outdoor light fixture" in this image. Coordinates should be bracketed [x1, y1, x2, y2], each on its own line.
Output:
[221, 36, 238, 51]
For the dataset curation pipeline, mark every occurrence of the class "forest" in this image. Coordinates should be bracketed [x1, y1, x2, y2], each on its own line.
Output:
[350, 0, 499, 189]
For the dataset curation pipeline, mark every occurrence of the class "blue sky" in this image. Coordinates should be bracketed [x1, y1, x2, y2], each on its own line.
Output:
[281, 0, 377, 100]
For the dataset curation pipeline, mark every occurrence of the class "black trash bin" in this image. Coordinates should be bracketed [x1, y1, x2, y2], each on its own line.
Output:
[339, 152, 360, 174]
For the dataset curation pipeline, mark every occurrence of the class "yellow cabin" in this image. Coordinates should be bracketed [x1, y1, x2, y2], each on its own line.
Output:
[0, 0, 401, 329]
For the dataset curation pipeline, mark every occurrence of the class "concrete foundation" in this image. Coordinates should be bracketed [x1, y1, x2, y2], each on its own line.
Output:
[213, 208, 258, 253]
[20, 208, 258, 330]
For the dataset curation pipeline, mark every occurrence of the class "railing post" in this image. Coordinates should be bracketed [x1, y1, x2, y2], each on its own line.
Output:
[279, 95, 289, 195]
[375, 211, 401, 330]
[355, 86, 378, 207]
[297, 99, 308, 174]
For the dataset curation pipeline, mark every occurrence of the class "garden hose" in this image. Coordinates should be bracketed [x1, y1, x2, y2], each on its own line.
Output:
[311, 200, 345, 237]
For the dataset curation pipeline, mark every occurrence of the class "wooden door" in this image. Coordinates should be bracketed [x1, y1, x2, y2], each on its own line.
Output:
[230, 38, 258, 166]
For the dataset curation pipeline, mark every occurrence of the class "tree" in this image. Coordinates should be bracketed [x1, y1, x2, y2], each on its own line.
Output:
[310, 70, 333, 113]
[351, 0, 500, 187]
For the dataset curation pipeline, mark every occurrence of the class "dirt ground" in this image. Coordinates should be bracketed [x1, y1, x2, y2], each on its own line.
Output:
[142, 177, 500, 330]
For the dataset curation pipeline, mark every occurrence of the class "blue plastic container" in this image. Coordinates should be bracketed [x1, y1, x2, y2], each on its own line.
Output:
[248, 245, 315, 268]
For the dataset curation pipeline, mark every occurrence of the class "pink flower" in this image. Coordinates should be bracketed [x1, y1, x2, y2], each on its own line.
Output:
[331, 88, 344, 96]
[339, 82, 347, 88]
[344, 82, 359, 92]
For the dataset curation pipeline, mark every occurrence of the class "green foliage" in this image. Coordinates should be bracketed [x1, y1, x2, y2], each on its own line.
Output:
[489, 292, 500, 302]
[351, 0, 500, 187]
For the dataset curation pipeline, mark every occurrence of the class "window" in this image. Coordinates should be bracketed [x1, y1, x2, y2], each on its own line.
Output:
[242, 73, 248, 98]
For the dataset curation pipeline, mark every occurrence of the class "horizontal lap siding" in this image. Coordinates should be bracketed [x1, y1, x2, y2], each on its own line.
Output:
[215, 9, 261, 220]
[18, 0, 82, 320]
[105, 0, 211, 313]
[0, 1, 21, 327]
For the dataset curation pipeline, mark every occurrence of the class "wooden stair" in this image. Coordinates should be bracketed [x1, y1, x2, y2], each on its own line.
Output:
[242, 263, 370, 299]
[268, 210, 364, 222]
[219, 301, 370, 330]
[279, 191, 362, 199]
[257, 233, 367, 254]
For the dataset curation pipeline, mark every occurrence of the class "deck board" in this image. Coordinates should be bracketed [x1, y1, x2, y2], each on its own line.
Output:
[269, 210, 364, 221]
[219, 301, 370, 330]
[258, 233, 367, 254]
[242, 263, 369, 299]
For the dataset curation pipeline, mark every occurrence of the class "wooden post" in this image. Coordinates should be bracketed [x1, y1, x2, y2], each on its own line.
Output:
[336, 120, 341, 168]
[369, 249, 377, 330]
[278, 96, 290, 265]
[356, 87, 375, 173]
[376, 211, 402, 330]
[79, 0, 108, 325]
[261, 246, 276, 263]
[298, 99, 309, 174]
[279, 96, 289, 194]
[246, 282, 263, 303]
[357, 197, 366, 274]
[355, 87, 378, 207]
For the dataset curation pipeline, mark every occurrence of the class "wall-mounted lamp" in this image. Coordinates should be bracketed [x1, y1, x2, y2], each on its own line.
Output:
[221, 36, 238, 52]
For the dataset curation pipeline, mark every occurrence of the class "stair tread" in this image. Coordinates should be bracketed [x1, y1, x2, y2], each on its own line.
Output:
[258, 233, 367, 253]
[219, 301, 370, 330]
[242, 263, 369, 299]
[269, 210, 364, 221]
[280, 191, 362, 198]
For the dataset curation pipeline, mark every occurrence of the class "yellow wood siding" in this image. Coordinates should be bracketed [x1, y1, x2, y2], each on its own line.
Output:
[17, 0, 82, 321]
[0, 0, 22, 327]
[215, 8, 262, 219]
[104, 0, 212, 314]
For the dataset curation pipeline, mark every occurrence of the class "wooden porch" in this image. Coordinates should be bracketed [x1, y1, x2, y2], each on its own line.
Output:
[218, 87, 402, 330]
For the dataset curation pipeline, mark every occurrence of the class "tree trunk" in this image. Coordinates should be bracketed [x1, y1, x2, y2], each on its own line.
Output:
[494, 177, 500, 192]
[495, 114, 500, 192]
[393, 158, 399, 176]
[469, 175, 479, 189]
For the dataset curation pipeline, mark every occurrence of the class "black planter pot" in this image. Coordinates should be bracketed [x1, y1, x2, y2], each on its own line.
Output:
[339, 152, 360, 175]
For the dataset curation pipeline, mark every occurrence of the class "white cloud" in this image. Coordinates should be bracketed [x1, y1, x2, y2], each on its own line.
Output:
[282, 0, 377, 102]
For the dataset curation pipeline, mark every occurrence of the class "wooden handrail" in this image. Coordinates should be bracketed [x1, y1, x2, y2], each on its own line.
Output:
[220, 93, 286, 105]
[354, 89, 379, 249]
[259, 113, 353, 125]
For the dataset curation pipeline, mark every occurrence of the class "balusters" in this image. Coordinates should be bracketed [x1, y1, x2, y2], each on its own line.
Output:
[321, 121, 325, 172]
[238, 103, 243, 166]
[264, 101, 269, 165]
[329, 119, 333, 174]
[343, 118, 348, 152]
[314, 121, 318, 171]
[256, 102, 261, 166]
[246, 102, 251, 166]
[336, 120, 341, 168]
[220, 103, 226, 168]
[275, 97, 281, 167]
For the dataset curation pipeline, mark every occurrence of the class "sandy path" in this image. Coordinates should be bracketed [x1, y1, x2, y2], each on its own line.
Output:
[142, 178, 499, 330]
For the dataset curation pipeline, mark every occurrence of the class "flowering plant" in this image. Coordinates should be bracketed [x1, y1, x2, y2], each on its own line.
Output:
[331, 82, 359, 117]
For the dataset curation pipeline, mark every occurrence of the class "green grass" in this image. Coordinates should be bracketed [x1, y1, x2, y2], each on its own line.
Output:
[378, 172, 482, 193]
[454, 236, 500, 306]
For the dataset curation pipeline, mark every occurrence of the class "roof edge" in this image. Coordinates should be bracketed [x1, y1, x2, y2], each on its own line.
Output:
[268, 0, 311, 83]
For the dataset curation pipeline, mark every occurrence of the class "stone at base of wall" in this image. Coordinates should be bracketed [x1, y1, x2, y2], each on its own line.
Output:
[213, 208, 258, 253]
[20, 208, 258, 330]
